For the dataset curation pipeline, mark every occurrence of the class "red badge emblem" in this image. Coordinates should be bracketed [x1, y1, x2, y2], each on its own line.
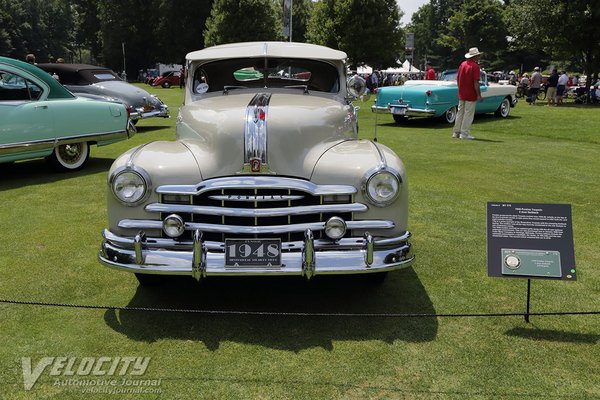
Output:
[250, 158, 261, 172]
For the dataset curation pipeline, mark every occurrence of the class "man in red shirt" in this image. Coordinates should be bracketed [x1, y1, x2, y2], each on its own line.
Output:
[452, 47, 484, 140]
[425, 62, 436, 80]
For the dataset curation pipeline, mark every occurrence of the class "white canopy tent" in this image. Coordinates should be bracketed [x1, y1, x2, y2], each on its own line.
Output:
[384, 67, 402, 73]
[400, 60, 421, 73]
[382, 60, 421, 74]
[357, 65, 373, 74]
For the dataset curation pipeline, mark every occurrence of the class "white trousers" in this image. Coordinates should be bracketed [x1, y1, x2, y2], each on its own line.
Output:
[453, 100, 477, 135]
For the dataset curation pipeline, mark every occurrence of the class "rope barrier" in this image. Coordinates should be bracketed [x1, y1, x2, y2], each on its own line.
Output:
[1, 298, 599, 318]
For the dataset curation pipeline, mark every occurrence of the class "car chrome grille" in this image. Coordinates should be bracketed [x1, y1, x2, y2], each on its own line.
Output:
[148, 177, 363, 243]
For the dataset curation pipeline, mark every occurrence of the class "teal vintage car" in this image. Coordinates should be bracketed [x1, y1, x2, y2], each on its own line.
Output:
[0, 56, 135, 171]
[372, 69, 518, 124]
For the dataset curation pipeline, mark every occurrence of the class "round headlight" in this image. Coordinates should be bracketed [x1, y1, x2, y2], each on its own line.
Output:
[364, 170, 401, 206]
[163, 214, 185, 238]
[324, 216, 347, 240]
[111, 169, 149, 205]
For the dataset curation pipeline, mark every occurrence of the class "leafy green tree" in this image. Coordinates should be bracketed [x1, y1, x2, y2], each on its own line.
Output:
[407, 0, 512, 71]
[406, 0, 462, 70]
[0, 0, 20, 56]
[155, 0, 214, 63]
[204, 0, 283, 47]
[507, 0, 600, 90]
[306, 0, 404, 68]
[98, 0, 162, 76]
[436, 0, 508, 70]
[0, 0, 75, 62]
[71, 0, 103, 63]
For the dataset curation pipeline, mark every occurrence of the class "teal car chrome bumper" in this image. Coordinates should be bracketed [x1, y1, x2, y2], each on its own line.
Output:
[371, 104, 437, 117]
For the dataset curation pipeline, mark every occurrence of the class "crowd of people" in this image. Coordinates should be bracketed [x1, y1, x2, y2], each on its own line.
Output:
[515, 67, 597, 105]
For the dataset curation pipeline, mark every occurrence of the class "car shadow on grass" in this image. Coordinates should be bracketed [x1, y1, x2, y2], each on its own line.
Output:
[133, 125, 170, 134]
[103, 267, 438, 351]
[0, 157, 114, 189]
[375, 113, 521, 131]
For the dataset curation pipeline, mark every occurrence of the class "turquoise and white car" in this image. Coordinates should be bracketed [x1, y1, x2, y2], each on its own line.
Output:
[372, 69, 518, 124]
[0, 56, 135, 171]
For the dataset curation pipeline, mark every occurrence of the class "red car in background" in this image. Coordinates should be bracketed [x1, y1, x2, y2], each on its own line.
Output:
[152, 70, 180, 88]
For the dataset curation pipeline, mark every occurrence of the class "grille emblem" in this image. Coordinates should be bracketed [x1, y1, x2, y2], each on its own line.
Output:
[250, 157, 261, 172]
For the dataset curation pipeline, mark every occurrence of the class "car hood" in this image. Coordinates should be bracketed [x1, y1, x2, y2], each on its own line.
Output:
[177, 91, 357, 180]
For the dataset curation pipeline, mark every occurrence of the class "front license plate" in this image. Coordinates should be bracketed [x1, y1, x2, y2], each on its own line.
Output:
[391, 106, 406, 115]
[225, 239, 281, 267]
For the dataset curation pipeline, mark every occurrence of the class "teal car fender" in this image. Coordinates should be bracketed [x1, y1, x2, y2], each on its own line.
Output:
[0, 56, 133, 171]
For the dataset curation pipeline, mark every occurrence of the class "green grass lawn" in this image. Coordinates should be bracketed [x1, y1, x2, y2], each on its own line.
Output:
[1, 86, 599, 399]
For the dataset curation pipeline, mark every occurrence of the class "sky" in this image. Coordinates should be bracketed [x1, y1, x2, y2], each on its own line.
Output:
[397, 0, 429, 25]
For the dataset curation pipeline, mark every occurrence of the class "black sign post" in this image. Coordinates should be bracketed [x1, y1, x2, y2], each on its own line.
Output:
[487, 202, 576, 322]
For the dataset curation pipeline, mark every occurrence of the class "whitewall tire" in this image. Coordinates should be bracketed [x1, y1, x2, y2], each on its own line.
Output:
[47, 142, 90, 171]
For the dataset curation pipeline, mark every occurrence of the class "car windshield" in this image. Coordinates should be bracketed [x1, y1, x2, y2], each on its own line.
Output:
[442, 69, 487, 83]
[93, 73, 118, 81]
[192, 57, 339, 94]
[79, 69, 122, 84]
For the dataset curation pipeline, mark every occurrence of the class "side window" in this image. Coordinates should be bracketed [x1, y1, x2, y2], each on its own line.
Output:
[0, 71, 43, 101]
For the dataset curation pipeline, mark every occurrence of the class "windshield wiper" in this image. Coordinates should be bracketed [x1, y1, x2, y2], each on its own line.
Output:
[223, 85, 248, 94]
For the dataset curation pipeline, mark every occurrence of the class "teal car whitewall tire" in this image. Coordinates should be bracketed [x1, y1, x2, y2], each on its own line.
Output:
[443, 106, 457, 124]
[495, 98, 511, 118]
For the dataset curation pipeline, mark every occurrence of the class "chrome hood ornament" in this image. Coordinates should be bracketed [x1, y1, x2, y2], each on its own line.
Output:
[241, 93, 275, 174]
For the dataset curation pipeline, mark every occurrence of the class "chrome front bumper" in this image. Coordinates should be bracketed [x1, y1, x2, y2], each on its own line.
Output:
[130, 106, 169, 120]
[99, 229, 414, 280]
[371, 104, 436, 118]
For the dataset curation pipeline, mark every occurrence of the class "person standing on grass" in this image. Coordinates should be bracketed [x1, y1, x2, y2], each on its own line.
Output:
[546, 68, 558, 106]
[556, 70, 568, 105]
[529, 67, 542, 104]
[452, 47, 484, 140]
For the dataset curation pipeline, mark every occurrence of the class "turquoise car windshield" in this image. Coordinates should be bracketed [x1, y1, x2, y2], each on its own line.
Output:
[442, 70, 486, 83]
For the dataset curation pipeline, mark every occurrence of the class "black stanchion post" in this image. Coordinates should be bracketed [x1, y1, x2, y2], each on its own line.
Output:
[525, 279, 531, 323]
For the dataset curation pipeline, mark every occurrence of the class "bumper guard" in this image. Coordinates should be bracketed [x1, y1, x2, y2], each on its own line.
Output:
[99, 229, 414, 281]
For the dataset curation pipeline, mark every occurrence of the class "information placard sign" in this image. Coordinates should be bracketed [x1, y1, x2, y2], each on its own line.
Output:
[487, 202, 576, 280]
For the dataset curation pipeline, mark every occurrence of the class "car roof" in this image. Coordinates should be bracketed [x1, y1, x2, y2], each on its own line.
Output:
[187, 42, 347, 62]
[0, 56, 74, 99]
[36, 63, 111, 73]
[37, 63, 121, 85]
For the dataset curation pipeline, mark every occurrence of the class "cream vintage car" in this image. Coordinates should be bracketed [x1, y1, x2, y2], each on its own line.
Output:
[99, 42, 414, 285]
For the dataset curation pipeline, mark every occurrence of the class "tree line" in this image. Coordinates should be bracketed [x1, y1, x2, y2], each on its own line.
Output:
[407, 0, 600, 87]
[1, 0, 598, 86]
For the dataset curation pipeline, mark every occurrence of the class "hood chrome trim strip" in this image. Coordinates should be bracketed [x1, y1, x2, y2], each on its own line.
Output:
[243, 93, 272, 171]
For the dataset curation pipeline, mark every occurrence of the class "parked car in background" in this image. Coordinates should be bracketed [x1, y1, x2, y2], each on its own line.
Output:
[99, 41, 414, 286]
[37, 63, 169, 123]
[152, 70, 180, 88]
[373, 69, 518, 124]
[0, 56, 134, 171]
[144, 69, 159, 85]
